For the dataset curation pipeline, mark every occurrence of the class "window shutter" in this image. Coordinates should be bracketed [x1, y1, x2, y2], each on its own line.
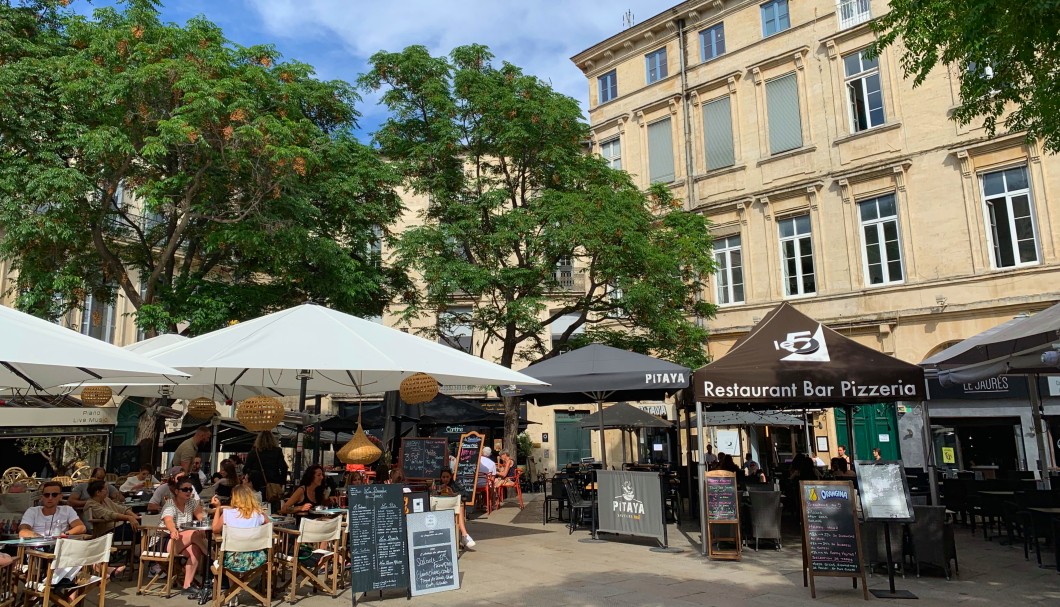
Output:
[703, 96, 735, 170]
[648, 118, 676, 183]
[766, 73, 803, 154]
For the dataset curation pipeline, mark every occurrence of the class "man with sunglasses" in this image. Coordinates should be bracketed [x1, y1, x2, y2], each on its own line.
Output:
[19, 481, 86, 538]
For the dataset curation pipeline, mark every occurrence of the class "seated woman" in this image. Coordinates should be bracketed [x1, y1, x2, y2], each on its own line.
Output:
[211, 484, 267, 574]
[830, 457, 856, 478]
[161, 477, 207, 597]
[83, 479, 140, 542]
[385, 468, 411, 493]
[432, 469, 475, 549]
[213, 461, 241, 503]
[281, 465, 328, 515]
[492, 452, 518, 489]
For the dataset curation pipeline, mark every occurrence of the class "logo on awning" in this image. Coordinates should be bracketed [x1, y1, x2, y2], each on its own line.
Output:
[774, 325, 830, 362]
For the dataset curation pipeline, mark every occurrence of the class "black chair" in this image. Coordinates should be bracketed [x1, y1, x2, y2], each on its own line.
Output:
[561, 478, 595, 535]
[542, 475, 568, 525]
[908, 505, 958, 579]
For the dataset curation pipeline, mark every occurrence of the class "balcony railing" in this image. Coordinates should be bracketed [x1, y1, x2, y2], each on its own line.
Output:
[837, 0, 871, 30]
[553, 267, 585, 292]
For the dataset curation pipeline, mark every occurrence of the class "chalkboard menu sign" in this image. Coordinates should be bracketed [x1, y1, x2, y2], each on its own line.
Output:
[799, 480, 868, 599]
[705, 473, 738, 521]
[400, 438, 449, 481]
[854, 461, 914, 522]
[347, 485, 408, 595]
[406, 510, 460, 596]
[454, 431, 484, 502]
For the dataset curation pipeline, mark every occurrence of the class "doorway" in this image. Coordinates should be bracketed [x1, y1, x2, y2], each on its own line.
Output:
[554, 412, 591, 468]
[834, 403, 901, 460]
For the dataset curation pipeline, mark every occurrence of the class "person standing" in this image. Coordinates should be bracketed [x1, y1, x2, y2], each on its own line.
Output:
[872, 447, 882, 461]
[703, 444, 718, 469]
[173, 426, 212, 473]
[243, 431, 289, 510]
[837, 445, 852, 465]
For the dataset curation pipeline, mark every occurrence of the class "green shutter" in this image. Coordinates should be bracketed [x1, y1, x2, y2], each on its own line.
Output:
[766, 73, 802, 154]
[702, 96, 735, 170]
[648, 118, 675, 183]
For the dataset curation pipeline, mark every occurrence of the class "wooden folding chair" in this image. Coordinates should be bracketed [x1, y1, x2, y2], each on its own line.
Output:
[22, 535, 112, 607]
[0, 548, 14, 607]
[136, 513, 175, 597]
[213, 523, 273, 607]
[285, 516, 343, 603]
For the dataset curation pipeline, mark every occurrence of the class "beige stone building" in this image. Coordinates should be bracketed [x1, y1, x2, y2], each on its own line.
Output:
[573, 0, 1060, 474]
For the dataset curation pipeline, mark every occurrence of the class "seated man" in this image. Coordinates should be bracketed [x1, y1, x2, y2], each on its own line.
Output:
[20, 481, 86, 539]
[120, 465, 160, 494]
[67, 467, 122, 508]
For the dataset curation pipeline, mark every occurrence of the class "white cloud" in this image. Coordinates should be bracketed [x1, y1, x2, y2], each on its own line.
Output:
[244, 0, 675, 131]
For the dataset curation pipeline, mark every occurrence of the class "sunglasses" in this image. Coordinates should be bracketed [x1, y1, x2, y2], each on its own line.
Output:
[178, 487, 194, 493]
[42, 492, 61, 498]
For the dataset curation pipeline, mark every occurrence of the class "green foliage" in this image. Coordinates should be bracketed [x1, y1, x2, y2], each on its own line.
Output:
[516, 431, 533, 460]
[872, 0, 1060, 152]
[361, 45, 716, 371]
[18, 435, 104, 476]
[0, 0, 406, 333]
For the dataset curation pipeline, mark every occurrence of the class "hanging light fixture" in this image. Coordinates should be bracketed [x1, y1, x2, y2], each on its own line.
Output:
[186, 397, 218, 419]
[399, 372, 439, 404]
[235, 396, 285, 431]
[336, 405, 382, 465]
[79, 386, 113, 406]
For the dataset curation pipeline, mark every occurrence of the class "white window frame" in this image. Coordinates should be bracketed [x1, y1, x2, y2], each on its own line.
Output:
[857, 193, 904, 286]
[836, 0, 872, 30]
[761, 0, 791, 37]
[979, 166, 1040, 269]
[700, 23, 725, 62]
[438, 307, 473, 353]
[714, 235, 744, 305]
[599, 138, 621, 169]
[844, 49, 885, 132]
[645, 48, 667, 84]
[778, 215, 816, 297]
[598, 70, 618, 104]
[80, 291, 117, 343]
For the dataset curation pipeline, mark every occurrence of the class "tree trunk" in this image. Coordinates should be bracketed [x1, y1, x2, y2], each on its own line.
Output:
[135, 399, 163, 472]
[503, 395, 519, 459]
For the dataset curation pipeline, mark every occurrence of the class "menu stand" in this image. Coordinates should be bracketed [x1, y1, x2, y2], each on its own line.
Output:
[855, 461, 917, 600]
[869, 525, 916, 600]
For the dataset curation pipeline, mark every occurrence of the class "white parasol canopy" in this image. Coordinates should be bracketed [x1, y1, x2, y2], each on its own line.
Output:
[0, 304, 188, 390]
[141, 303, 546, 394]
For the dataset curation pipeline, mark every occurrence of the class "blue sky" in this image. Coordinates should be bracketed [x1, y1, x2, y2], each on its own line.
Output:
[76, 0, 676, 138]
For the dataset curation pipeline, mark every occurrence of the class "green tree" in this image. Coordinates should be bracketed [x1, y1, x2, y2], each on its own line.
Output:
[0, 0, 405, 332]
[18, 435, 104, 477]
[361, 45, 716, 451]
[872, 0, 1060, 152]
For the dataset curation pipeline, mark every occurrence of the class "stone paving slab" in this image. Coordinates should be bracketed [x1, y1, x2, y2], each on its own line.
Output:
[90, 493, 1057, 607]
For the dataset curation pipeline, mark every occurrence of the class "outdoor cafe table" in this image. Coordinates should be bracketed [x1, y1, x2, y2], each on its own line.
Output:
[1026, 507, 1060, 570]
[977, 491, 1015, 540]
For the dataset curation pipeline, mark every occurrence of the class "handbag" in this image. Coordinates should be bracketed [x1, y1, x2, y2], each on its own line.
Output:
[253, 449, 286, 502]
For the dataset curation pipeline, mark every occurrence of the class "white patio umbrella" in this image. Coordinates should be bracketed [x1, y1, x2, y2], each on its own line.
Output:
[0, 304, 188, 391]
[144, 303, 547, 395]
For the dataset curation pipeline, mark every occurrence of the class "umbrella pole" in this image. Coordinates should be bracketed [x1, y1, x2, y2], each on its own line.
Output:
[1028, 374, 1052, 489]
[621, 428, 627, 465]
[294, 372, 309, 481]
[210, 416, 219, 473]
[597, 400, 608, 469]
[803, 408, 812, 456]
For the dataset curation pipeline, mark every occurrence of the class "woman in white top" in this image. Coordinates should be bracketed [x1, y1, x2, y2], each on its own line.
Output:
[161, 478, 206, 595]
[211, 484, 268, 572]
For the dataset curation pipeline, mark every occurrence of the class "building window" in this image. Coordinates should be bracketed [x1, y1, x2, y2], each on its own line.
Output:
[700, 23, 726, 62]
[981, 166, 1039, 268]
[554, 256, 575, 290]
[645, 48, 668, 84]
[702, 96, 735, 170]
[766, 72, 803, 154]
[598, 70, 617, 104]
[647, 118, 676, 183]
[81, 291, 117, 343]
[600, 138, 621, 169]
[836, 0, 872, 30]
[778, 215, 815, 296]
[714, 235, 744, 305]
[438, 307, 473, 353]
[761, 0, 791, 37]
[858, 193, 903, 285]
[844, 49, 885, 132]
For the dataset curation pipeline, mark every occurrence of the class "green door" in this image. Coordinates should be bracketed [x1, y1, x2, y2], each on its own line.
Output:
[834, 404, 901, 461]
[555, 413, 591, 468]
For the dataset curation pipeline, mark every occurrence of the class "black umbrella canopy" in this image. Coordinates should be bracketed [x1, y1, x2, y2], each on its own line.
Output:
[500, 344, 690, 405]
[321, 402, 419, 432]
[693, 303, 925, 405]
[414, 393, 505, 426]
[577, 402, 672, 430]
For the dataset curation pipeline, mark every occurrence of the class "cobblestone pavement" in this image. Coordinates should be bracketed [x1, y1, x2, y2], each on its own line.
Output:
[98, 493, 1058, 607]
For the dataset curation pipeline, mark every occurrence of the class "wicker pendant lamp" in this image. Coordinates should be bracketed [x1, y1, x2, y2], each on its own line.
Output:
[399, 372, 439, 404]
[186, 397, 218, 419]
[336, 405, 382, 466]
[79, 386, 113, 406]
[235, 396, 284, 431]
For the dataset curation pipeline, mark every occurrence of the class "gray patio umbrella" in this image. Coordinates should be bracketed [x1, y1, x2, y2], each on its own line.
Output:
[577, 401, 672, 464]
[501, 344, 689, 468]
